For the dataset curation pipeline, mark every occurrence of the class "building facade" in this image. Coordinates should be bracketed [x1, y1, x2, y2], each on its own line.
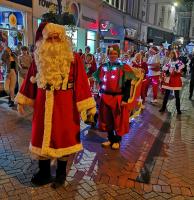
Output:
[189, 2, 194, 42]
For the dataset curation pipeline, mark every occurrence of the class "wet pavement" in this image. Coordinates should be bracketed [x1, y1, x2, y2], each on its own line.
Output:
[0, 81, 194, 199]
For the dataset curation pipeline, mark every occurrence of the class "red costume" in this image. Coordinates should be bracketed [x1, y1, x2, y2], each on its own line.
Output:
[159, 53, 184, 114]
[132, 60, 148, 103]
[161, 60, 184, 90]
[93, 62, 138, 136]
[15, 23, 96, 159]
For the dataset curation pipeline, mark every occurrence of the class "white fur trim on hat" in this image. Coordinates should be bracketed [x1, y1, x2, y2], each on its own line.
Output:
[42, 23, 66, 40]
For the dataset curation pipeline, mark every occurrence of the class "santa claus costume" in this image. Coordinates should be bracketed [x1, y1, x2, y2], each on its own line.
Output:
[93, 45, 138, 150]
[159, 50, 184, 114]
[15, 22, 96, 188]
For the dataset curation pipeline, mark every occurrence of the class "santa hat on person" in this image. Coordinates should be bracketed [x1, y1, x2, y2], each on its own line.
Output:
[107, 44, 120, 56]
[150, 46, 158, 54]
[35, 22, 66, 43]
[35, 22, 48, 43]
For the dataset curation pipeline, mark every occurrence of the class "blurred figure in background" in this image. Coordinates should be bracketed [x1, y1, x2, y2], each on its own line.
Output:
[159, 50, 184, 114]
[189, 53, 194, 100]
[94, 47, 106, 68]
[78, 48, 83, 57]
[132, 53, 148, 105]
[18, 46, 32, 88]
[147, 46, 161, 103]
[2, 47, 17, 107]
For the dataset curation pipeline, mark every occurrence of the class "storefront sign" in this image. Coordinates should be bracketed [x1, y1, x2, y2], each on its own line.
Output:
[39, 0, 57, 9]
[100, 20, 124, 39]
[33, 0, 66, 18]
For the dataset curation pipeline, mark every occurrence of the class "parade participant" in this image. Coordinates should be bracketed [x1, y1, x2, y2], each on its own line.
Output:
[2, 47, 17, 107]
[94, 47, 106, 68]
[132, 53, 148, 104]
[84, 53, 97, 78]
[147, 46, 161, 103]
[15, 22, 96, 188]
[189, 53, 194, 100]
[121, 52, 131, 65]
[93, 44, 138, 150]
[78, 48, 83, 57]
[18, 46, 32, 88]
[159, 50, 184, 114]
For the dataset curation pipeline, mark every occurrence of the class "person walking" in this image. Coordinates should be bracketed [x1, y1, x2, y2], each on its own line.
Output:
[159, 50, 184, 114]
[147, 46, 161, 103]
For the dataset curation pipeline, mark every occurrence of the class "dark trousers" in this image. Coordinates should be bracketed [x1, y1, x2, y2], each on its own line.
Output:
[161, 89, 181, 112]
[108, 131, 122, 143]
[189, 79, 194, 98]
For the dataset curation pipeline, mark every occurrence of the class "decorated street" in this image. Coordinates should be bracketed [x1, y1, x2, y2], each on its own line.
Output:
[0, 82, 193, 200]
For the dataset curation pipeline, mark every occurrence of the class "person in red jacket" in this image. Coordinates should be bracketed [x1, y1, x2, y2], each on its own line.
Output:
[159, 50, 184, 114]
[15, 22, 96, 188]
[132, 53, 148, 104]
[93, 45, 138, 150]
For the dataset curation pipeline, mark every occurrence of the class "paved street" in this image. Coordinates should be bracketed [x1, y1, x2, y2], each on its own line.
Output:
[0, 81, 194, 200]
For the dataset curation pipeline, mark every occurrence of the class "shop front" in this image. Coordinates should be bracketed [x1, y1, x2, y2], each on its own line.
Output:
[0, 0, 32, 48]
[147, 26, 174, 45]
[78, 4, 98, 54]
[0, 0, 32, 92]
[98, 5, 124, 54]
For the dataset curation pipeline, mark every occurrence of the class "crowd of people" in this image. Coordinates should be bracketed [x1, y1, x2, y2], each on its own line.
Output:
[0, 21, 194, 188]
[0, 42, 33, 106]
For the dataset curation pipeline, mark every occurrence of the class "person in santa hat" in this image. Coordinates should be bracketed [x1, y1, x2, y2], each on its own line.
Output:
[15, 22, 96, 188]
[159, 50, 184, 114]
[147, 46, 161, 103]
[132, 52, 148, 105]
[93, 44, 138, 150]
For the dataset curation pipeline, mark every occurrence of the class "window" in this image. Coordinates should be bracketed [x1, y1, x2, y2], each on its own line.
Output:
[87, 31, 96, 54]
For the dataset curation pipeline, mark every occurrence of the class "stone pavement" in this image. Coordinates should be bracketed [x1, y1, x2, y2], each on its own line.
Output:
[0, 81, 194, 200]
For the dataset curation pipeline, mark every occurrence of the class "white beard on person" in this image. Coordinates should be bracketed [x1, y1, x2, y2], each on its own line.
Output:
[34, 38, 74, 90]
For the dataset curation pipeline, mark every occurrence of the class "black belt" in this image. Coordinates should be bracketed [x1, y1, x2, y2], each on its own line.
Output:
[101, 90, 122, 96]
[45, 82, 74, 90]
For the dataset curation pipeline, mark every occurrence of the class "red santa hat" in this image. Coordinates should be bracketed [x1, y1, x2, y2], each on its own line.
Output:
[150, 46, 158, 54]
[107, 44, 120, 56]
[35, 22, 48, 43]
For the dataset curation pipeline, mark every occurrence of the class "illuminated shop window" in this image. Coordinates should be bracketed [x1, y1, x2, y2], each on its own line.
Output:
[87, 31, 96, 54]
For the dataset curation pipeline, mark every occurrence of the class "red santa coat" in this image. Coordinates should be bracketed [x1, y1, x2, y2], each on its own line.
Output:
[15, 53, 96, 158]
[161, 60, 184, 90]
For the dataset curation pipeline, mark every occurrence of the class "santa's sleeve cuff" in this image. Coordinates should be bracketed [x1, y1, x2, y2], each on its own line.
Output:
[77, 97, 96, 113]
[15, 92, 34, 106]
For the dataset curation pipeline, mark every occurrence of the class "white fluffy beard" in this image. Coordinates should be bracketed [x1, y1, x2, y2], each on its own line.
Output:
[34, 39, 74, 89]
